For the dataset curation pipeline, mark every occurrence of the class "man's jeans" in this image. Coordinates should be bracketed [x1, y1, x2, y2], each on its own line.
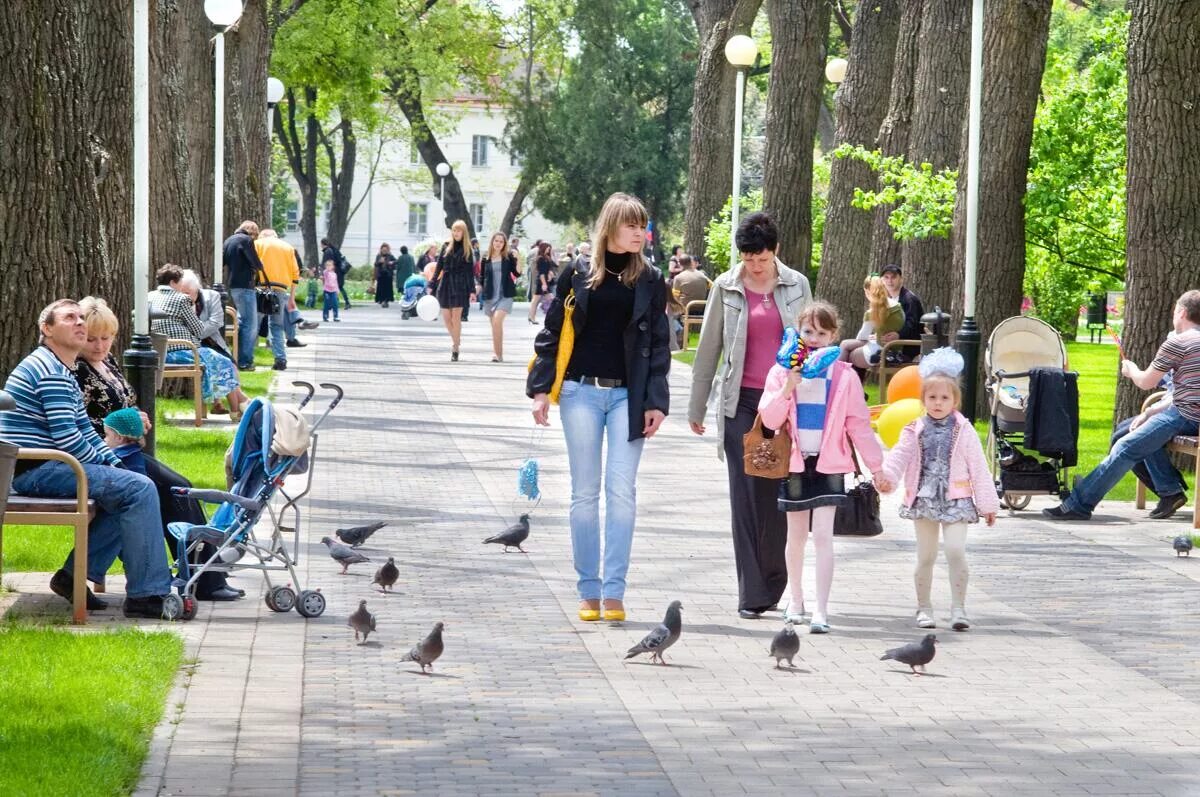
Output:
[1066, 404, 1197, 515]
[229, 288, 257, 369]
[267, 288, 289, 361]
[1110, 414, 1186, 499]
[558, 381, 645, 601]
[12, 462, 171, 597]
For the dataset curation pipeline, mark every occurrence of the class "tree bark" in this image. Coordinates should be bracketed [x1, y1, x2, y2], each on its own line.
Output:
[0, 1, 133, 376]
[276, 87, 322, 267]
[949, 0, 1052, 418]
[868, 0, 922, 277]
[761, 0, 829, 279]
[681, 0, 763, 263]
[500, 173, 533, 236]
[899, 0, 969, 314]
[222, 0, 271, 236]
[319, 119, 357, 253]
[1117, 0, 1200, 423]
[816, 0, 901, 318]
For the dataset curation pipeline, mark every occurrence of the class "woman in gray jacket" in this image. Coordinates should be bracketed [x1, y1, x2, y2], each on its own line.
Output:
[687, 213, 812, 619]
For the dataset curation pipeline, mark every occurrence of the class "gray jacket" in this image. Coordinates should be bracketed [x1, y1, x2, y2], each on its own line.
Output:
[687, 259, 812, 457]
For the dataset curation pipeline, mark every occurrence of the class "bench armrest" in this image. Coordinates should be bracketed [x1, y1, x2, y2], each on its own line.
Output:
[13, 449, 89, 515]
[880, 339, 921, 358]
[1140, 389, 1168, 413]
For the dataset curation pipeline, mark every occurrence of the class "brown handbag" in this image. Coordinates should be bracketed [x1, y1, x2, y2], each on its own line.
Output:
[743, 414, 791, 479]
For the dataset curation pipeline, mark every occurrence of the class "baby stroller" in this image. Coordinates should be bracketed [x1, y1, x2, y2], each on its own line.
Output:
[985, 316, 1079, 510]
[160, 381, 342, 621]
[399, 274, 427, 320]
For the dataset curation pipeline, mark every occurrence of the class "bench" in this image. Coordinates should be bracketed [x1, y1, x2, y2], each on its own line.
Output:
[680, 300, 706, 351]
[224, 305, 238, 358]
[1, 449, 96, 624]
[152, 333, 206, 427]
[1134, 391, 1200, 529]
[875, 338, 921, 397]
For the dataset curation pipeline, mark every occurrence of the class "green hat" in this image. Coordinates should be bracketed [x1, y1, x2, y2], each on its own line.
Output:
[104, 407, 144, 440]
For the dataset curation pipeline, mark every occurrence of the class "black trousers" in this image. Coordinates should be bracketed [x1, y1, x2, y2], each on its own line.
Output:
[722, 387, 788, 612]
[143, 455, 228, 596]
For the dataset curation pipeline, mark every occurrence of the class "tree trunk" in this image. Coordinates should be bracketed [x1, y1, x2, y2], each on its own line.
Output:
[222, 0, 271, 236]
[868, 0, 923, 275]
[900, 0, 970, 314]
[761, 0, 829, 279]
[1117, 0, 1200, 423]
[950, 0, 1053, 418]
[0, 1, 133, 376]
[320, 119, 357, 253]
[500, 173, 533, 236]
[816, 0, 901, 318]
[276, 87, 322, 268]
[681, 0, 763, 263]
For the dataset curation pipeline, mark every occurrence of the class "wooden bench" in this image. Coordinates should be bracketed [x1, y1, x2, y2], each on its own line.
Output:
[152, 333, 206, 427]
[224, 305, 238, 357]
[1134, 391, 1200, 529]
[876, 338, 922, 397]
[1, 449, 96, 624]
[680, 300, 706, 351]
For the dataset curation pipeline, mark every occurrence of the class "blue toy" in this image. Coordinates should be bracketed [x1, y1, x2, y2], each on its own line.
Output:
[518, 458, 540, 502]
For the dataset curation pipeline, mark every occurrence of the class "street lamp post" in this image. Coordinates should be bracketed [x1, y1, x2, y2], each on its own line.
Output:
[266, 77, 285, 227]
[825, 57, 848, 85]
[724, 35, 757, 271]
[956, 0, 985, 421]
[206, 0, 243, 294]
[435, 161, 451, 204]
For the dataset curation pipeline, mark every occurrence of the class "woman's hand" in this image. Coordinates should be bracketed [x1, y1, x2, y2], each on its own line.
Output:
[532, 394, 551, 426]
[643, 410, 666, 439]
[139, 410, 153, 434]
[881, 332, 900, 343]
[689, 420, 706, 436]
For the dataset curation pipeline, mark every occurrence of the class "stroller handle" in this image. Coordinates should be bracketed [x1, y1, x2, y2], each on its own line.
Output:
[318, 383, 344, 404]
[292, 381, 316, 409]
[172, 486, 263, 511]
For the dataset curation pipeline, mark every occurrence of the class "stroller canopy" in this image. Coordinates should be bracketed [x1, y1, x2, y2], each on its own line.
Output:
[985, 316, 1066, 412]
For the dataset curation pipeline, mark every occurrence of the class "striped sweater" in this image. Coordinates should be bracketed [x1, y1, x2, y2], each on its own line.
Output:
[0, 346, 120, 466]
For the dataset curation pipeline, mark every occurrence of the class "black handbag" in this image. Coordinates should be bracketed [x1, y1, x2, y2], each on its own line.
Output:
[255, 289, 281, 316]
[834, 440, 884, 537]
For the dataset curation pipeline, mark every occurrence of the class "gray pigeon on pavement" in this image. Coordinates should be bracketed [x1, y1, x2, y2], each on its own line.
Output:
[373, 557, 400, 593]
[321, 536, 371, 574]
[401, 622, 445, 673]
[348, 599, 376, 644]
[483, 514, 530, 553]
[769, 621, 800, 668]
[335, 521, 387, 548]
[1174, 534, 1193, 557]
[880, 633, 938, 675]
[624, 600, 683, 665]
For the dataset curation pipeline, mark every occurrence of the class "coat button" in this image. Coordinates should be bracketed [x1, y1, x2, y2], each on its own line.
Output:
[642, 348, 650, 357]
[638, 321, 648, 331]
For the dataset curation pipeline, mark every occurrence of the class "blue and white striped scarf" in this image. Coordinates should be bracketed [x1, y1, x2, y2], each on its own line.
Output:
[793, 347, 840, 456]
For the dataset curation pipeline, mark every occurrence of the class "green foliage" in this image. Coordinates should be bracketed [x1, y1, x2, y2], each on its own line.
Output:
[833, 144, 958, 241]
[704, 189, 763, 276]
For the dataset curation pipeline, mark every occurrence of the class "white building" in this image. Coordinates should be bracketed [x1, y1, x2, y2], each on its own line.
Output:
[292, 97, 568, 266]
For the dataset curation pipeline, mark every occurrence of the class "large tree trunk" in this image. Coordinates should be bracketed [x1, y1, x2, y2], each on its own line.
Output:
[320, 119, 357, 253]
[761, 0, 828, 279]
[500, 173, 533, 236]
[900, 0, 970, 314]
[276, 87, 322, 268]
[1117, 1, 1200, 423]
[681, 0, 763, 264]
[222, 0, 271, 235]
[950, 0, 1053, 418]
[868, 0, 923, 276]
[0, 1, 133, 376]
[816, 0, 901, 317]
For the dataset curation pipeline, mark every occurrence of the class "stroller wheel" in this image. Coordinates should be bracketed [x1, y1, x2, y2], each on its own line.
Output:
[161, 593, 184, 621]
[1002, 492, 1032, 511]
[296, 590, 326, 618]
[180, 595, 198, 621]
[267, 585, 296, 613]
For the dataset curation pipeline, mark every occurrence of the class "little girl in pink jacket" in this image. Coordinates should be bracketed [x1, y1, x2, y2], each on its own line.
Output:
[877, 348, 1000, 632]
[758, 302, 884, 633]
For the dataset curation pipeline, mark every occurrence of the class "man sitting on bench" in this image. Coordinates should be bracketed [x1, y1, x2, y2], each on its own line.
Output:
[0, 299, 173, 617]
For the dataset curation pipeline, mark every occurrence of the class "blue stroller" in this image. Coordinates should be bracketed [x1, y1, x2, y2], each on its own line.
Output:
[400, 274, 427, 320]
[162, 381, 342, 621]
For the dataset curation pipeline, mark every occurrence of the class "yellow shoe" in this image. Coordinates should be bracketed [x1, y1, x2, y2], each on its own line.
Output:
[579, 601, 601, 622]
[602, 601, 626, 622]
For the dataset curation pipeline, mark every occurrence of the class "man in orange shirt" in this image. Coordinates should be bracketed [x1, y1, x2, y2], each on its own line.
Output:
[254, 229, 301, 370]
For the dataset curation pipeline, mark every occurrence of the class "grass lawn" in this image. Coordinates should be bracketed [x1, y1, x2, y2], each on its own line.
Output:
[0, 625, 183, 797]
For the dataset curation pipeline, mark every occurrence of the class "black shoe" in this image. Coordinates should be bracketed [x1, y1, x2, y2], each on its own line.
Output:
[238, 364, 256, 372]
[1150, 493, 1188, 520]
[451, 350, 459, 362]
[738, 609, 763, 619]
[272, 359, 287, 371]
[286, 339, 307, 348]
[1042, 504, 1091, 521]
[196, 586, 243, 601]
[123, 594, 167, 619]
[49, 569, 108, 610]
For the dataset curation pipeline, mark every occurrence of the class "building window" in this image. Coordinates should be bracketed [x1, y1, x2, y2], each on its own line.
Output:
[469, 203, 486, 233]
[285, 204, 299, 232]
[471, 135, 489, 167]
[408, 203, 428, 236]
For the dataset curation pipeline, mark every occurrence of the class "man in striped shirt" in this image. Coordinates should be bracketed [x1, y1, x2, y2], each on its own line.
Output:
[0, 300, 172, 617]
[1045, 290, 1200, 521]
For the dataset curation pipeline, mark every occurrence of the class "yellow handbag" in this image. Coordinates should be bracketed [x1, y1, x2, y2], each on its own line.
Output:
[528, 291, 576, 404]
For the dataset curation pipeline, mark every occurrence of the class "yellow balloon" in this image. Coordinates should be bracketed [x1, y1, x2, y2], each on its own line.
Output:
[877, 398, 924, 448]
[886, 365, 922, 403]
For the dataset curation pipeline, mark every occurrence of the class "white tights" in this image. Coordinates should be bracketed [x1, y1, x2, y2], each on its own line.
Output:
[785, 506, 836, 620]
[913, 518, 969, 610]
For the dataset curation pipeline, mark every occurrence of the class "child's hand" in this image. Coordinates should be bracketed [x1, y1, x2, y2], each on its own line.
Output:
[874, 473, 893, 493]
[983, 512, 996, 527]
[784, 367, 801, 391]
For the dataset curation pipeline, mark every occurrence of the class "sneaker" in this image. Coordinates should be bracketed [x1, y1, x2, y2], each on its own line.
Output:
[915, 609, 936, 629]
[299, 320, 320, 330]
[334, 318, 340, 322]
[286, 339, 307, 348]
[951, 608, 971, 631]
[1041, 504, 1090, 521]
[809, 614, 830, 634]
[272, 359, 287, 371]
[49, 569, 108, 611]
[123, 595, 167, 619]
[1149, 493, 1188, 520]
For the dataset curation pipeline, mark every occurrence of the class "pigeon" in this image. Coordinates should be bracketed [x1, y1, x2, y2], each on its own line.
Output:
[880, 633, 938, 675]
[348, 599, 377, 644]
[483, 514, 530, 553]
[1174, 535, 1193, 557]
[373, 557, 400, 593]
[769, 621, 800, 668]
[320, 536, 371, 574]
[335, 521, 387, 548]
[401, 622, 445, 673]
[624, 600, 683, 665]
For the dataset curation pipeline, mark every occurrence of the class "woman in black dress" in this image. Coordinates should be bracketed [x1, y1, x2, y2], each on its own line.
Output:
[432, 219, 476, 361]
[527, 241, 556, 325]
[373, 243, 397, 307]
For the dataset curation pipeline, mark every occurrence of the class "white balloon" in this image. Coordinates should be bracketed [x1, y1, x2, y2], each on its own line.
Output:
[416, 295, 441, 322]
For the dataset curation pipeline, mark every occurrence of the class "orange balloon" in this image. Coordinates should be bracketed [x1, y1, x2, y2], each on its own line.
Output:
[886, 365, 922, 404]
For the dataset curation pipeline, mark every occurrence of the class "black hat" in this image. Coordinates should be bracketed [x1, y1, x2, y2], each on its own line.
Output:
[880, 264, 902, 276]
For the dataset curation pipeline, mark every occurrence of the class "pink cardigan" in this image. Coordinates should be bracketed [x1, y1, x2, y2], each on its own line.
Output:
[758, 360, 884, 475]
[881, 412, 1001, 515]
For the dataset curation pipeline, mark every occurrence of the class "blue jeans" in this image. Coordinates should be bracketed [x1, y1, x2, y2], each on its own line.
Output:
[1065, 404, 1197, 515]
[558, 381, 646, 601]
[1110, 415, 1185, 499]
[322, 291, 340, 320]
[267, 288, 289, 361]
[229, 288, 257, 369]
[12, 462, 171, 597]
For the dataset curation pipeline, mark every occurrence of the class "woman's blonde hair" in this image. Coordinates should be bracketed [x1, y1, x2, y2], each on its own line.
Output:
[797, 301, 840, 336]
[921, 373, 962, 409]
[587, 192, 649, 288]
[79, 296, 119, 338]
[864, 275, 889, 330]
[445, 220, 475, 262]
[487, 231, 508, 259]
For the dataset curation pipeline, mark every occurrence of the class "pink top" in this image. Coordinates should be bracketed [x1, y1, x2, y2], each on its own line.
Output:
[322, 270, 340, 292]
[741, 290, 784, 389]
[881, 412, 1001, 515]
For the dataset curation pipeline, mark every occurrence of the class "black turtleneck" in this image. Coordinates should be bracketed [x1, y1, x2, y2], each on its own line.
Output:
[567, 251, 636, 381]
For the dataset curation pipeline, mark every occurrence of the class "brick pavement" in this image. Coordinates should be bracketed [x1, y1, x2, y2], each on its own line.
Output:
[16, 302, 1195, 796]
